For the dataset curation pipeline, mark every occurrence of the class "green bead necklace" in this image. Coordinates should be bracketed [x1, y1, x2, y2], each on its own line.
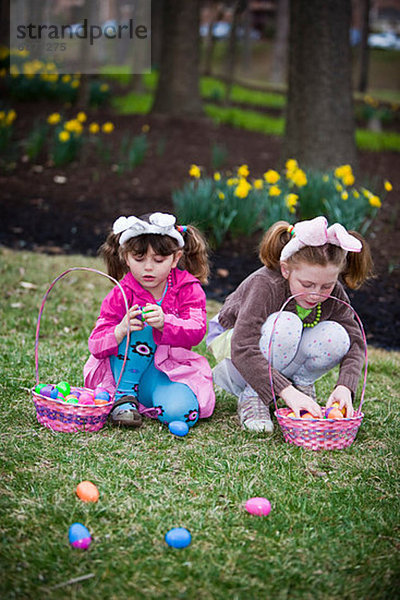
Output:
[296, 303, 322, 328]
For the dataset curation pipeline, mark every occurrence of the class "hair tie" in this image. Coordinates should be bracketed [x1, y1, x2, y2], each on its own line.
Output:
[287, 225, 295, 236]
[176, 225, 188, 233]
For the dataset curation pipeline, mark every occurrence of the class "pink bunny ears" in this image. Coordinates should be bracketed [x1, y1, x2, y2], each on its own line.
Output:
[280, 216, 362, 262]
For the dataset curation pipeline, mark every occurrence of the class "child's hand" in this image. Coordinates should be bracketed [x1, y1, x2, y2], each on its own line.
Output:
[114, 305, 144, 343]
[142, 303, 165, 331]
[280, 385, 323, 418]
[326, 385, 354, 418]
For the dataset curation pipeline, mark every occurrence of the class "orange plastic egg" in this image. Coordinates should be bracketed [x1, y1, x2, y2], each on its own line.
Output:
[325, 407, 344, 419]
[76, 481, 99, 503]
[332, 402, 346, 416]
[300, 410, 318, 420]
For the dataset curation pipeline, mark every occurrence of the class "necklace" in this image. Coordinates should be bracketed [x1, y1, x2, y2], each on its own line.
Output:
[302, 303, 322, 328]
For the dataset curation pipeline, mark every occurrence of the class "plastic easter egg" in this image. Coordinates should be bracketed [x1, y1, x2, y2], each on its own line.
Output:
[168, 421, 189, 437]
[325, 407, 344, 420]
[94, 398, 108, 406]
[287, 411, 296, 418]
[165, 527, 191, 549]
[332, 402, 346, 416]
[56, 381, 71, 397]
[68, 523, 91, 549]
[69, 389, 81, 399]
[79, 391, 95, 405]
[34, 384, 46, 394]
[245, 497, 271, 517]
[76, 480, 99, 503]
[65, 395, 79, 404]
[300, 410, 316, 420]
[94, 391, 110, 402]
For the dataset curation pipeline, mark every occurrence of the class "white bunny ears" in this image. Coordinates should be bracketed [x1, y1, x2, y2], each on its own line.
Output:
[113, 213, 185, 247]
[280, 216, 362, 261]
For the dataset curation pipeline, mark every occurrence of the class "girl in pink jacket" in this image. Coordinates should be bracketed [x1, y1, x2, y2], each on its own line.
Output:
[84, 212, 215, 429]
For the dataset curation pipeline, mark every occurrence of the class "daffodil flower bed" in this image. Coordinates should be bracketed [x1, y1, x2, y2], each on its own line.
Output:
[173, 161, 392, 247]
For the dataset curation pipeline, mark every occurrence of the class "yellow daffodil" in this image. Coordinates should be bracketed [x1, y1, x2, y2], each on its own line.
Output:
[341, 191, 349, 201]
[47, 112, 61, 125]
[0, 111, 5, 121]
[285, 158, 298, 172]
[342, 173, 355, 186]
[384, 180, 393, 192]
[65, 119, 83, 134]
[237, 164, 249, 178]
[10, 65, 20, 77]
[335, 183, 343, 192]
[227, 177, 238, 187]
[76, 111, 87, 123]
[269, 185, 281, 197]
[253, 179, 263, 190]
[102, 122, 114, 134]
[189, 164, 201, 178]
[62, 75, 71, 83]
[71, 79, 80, 88]
[285, 193, 298, 213]
[291, 169, 307, 187]
[323, 174, 329, 182]
[142, 124, 150, 133]
[353, 190, 360, 198]
[5, 110, 16, 125]
[0, 68, 6, 78]
[234, 177, 252, 199]
[59, 130, 70, 142]
[218, 191, 225, 200]
[369, 195, 381, 208]
[89, 122, 100, 134]
[100, 83, 109, 92]
[263, 169, 280, 184]
[213, 172, 221, 182]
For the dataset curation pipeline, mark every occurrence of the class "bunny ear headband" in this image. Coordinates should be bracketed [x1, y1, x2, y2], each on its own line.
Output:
[280, 216, 362, 262]
[113, 212, 186, 247]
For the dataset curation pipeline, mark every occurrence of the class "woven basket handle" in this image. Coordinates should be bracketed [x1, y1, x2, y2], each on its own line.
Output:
[34, 267, 131, 400]
[267, 293, 368, 414]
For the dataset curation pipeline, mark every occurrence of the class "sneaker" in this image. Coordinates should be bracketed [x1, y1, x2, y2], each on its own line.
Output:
[294, 383, 317, 402]
[237, 393, 274, 433]
[110, 395, 142, 428]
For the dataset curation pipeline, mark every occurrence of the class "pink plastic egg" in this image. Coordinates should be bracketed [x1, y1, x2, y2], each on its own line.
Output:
[78, 392, 95, 405]
[245, 497, 271, 516]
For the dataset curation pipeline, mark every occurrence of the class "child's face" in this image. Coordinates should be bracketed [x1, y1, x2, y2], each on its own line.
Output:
[125, 245, 182, 298]
[280, 260, 340, 309]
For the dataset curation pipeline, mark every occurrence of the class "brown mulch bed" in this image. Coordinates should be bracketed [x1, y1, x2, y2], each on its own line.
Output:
[1, 102, 399, 350]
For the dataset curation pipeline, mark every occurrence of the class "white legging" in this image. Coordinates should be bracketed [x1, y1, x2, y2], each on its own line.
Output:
[259, 311, 350, 386]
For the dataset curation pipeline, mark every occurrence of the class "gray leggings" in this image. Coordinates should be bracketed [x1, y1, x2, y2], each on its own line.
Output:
[259, 311, 350, 386]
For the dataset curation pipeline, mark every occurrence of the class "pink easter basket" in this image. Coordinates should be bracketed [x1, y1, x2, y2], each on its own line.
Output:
[31, 267, 131, 433]
[269, 293, 368, 451]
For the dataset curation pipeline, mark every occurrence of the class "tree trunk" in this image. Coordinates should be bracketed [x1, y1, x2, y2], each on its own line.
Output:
[152, 0, 202, 117]
[224, 0, 247, 105]
[283, 0, 357, 171]
[269, 0, 289, 85]
[358, 0, 371, 93]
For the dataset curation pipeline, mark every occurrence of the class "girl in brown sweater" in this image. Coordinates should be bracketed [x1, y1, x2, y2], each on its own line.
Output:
[207, 216, 373, 432]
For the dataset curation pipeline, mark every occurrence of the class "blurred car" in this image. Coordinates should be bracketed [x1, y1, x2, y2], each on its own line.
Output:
[368, 32, 400, 50]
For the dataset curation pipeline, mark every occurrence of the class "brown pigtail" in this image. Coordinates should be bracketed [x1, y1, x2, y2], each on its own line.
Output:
[259, 221, 292, 270]
[99, 232, 128, 281]
[178, 224, 210, 284]
[341, 231, 374, 289]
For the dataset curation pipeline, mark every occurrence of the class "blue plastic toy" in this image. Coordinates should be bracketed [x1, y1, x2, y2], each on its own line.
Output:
[168, 421, 189, 437]
[165, 527, 191, 549]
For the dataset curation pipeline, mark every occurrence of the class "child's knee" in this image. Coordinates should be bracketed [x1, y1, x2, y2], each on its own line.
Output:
[153, 385, 199, 427]
[259, 311, 302, 362]
[303, 321, 350, 362]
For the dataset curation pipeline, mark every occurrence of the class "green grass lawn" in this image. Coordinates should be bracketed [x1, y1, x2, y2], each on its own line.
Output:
[1, 248, 399, 599]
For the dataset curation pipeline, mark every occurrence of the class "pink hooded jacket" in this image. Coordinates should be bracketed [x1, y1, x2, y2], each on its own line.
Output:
[83, 268, 215, 418]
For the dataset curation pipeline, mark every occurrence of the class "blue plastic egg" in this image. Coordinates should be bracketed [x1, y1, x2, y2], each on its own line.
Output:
[165, 527, 191, 549]
[168, 421, 189, 437]
[68, 523, 91, 550]
[94, 391, 110, 402]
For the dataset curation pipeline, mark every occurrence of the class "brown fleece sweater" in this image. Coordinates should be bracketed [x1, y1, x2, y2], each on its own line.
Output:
[217, 266, 365, 406]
